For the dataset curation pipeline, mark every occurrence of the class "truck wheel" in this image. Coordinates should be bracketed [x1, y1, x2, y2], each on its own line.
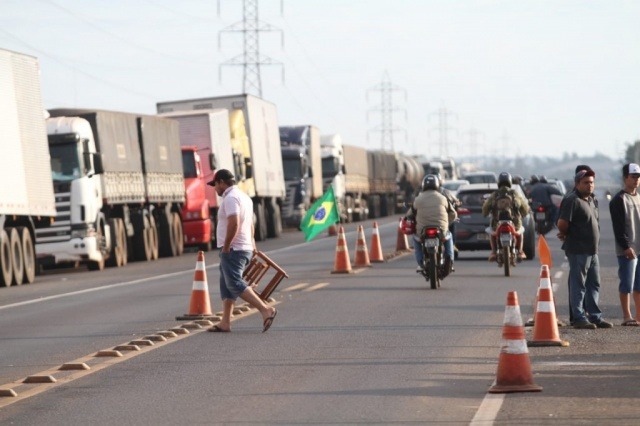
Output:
[266, 201, 282, 238]
[0, 230, 13, 287]
[254, 202, 267, 242]
[118, 218, 128, 266]
[345, 196, 354, 223]
[132, 213, 152, 261]
[18, 227, 35, 284]
[9, 228, 24, 286]
[149, 215, 159, 260]
[172, 212, 184, 256]
[158, 211, 176, 257]
[107, 219, 127, 267]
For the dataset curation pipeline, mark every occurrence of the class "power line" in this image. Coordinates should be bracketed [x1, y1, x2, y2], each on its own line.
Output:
[366, 71, 407, 152]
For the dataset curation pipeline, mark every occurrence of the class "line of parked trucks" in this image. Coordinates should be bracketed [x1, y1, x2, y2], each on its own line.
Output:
[1, 47, 428, 288]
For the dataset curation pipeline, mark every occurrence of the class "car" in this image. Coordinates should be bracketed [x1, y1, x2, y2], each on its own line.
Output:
[441, 179, 470, 197]
[461, 171, 497, 184]
[454, 183, 536, 259]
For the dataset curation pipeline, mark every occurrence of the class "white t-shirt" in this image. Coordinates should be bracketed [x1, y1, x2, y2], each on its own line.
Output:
[216, 186, 254, 251]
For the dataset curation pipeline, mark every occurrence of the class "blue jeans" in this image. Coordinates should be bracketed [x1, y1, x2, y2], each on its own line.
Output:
[567, 253, 602, 323]
[617, 256, 640, 293]
[413, 234, 454, 265]
[219, 249, 253, 300]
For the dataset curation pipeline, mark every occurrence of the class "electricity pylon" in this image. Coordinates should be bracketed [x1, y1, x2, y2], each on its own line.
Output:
[366, 71, 407, 152]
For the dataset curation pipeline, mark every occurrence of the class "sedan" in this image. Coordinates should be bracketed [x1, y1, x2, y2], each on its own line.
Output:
[454, 183, 536, 259]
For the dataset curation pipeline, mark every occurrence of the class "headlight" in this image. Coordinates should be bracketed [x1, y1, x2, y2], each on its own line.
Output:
[71, 227, 95, 239]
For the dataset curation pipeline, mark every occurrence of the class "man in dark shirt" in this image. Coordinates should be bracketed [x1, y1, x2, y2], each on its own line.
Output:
[557, 169, 612, 329]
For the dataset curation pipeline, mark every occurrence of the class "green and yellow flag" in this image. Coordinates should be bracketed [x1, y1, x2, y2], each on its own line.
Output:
[300, 185, 340, 242]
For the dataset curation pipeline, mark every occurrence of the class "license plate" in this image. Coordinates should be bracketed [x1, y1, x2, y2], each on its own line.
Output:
[424, 238, 439, 247]
[500, 234, 512, 244]
[477, 233, 489, 241]
[535, 212, 546, 220]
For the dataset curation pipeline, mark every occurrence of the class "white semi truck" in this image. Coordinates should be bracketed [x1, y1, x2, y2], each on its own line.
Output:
[0, 48, 56, 286]
[36, 109, 185, 271]
[157, 94, 285, 241]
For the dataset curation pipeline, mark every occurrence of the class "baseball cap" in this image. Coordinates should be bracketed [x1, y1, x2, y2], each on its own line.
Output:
[574, 169, 596, 182]
[623, 163, 640, 176]
[206, 169, 235, 186]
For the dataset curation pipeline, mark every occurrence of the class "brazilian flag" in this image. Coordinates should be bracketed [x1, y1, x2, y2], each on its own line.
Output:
[300, 185, 340, 242]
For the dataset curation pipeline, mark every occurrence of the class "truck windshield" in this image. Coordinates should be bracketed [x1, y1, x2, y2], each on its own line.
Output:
[182, 151, 197, 178]
[49, 142, 81, 182]
[322, 157, 340, 178]
[283, 158, 302, 181]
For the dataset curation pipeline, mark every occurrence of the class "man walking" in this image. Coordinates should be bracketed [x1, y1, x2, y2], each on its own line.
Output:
[206, 169, 278, 333]
[609, 163, 640, 326]
[557, 168, 612, 329]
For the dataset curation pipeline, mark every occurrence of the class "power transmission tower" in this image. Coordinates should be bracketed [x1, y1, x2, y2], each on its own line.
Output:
[366, 71, 407, 152]
[218, 0, 284, 97]
[429, 104, 457, 158]
[464, 127, 484, 161]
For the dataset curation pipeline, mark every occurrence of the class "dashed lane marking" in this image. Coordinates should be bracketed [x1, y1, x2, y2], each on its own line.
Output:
[302, 283, 330, 292]
[281, 283, 310, 292]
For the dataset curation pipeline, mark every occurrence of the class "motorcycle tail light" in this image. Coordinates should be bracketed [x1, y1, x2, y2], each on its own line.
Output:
[425, 228, 439, 238]
[537, 206, 545, 212]
[457, 207, 471, 216]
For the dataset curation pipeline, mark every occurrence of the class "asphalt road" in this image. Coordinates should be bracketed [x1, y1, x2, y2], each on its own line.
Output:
[1, 203, 639, 425]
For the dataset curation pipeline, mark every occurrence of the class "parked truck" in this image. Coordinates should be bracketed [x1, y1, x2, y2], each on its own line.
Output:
[157, 94, 285, 241]
[0, 48, 56, 286]
[159, 109, 235, 251]
[367, 150, 398, 218]
[396, 154, 423, 211]
[279, 125, 322, 227]
[36, 109, 185, 271]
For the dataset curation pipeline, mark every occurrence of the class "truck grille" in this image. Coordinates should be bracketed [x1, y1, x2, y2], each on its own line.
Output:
[35, 191, 71, 243]
[281, 182, 298, 218]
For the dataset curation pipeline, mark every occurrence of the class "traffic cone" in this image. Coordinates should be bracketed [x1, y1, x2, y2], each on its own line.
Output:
[332, 226, 353, 274]
[176, 251, 215, 320]
[528, 265, 569, 347]
[354, 225, 371, 267]
[489, 291, 543, 393]
[327, 224, 337, 236]
[538, 235, 553, 269]
[369, 221, 385, 263]
[396, 218, 410, 252]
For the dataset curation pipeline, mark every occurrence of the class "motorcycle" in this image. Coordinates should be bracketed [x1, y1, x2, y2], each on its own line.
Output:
[494, 219, 520, 277]
[418, 226, 452, 289]
[531, 201, 554, 235]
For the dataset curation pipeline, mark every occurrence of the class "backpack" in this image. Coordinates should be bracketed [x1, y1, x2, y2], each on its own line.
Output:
[493, 189, 516, 221]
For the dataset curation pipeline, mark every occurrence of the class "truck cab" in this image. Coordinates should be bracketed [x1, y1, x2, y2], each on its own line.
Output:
[37, 116, 107, 270]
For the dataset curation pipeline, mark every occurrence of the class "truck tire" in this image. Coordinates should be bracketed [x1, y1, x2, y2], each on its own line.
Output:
[149, 214, 159, 260]
[0, 229, 12, 287]
[132, 212, 152, 261]
[107, 218, 127, 267]
[254, 201, 267, 242]
[18, 227, 35, 284]
[345, 196, 354, 223]
[158, 210, 177, 257]
[368, 195, 381, 220]
[266, 200, 282, 239]
[172, 212, 184, 256]
[9, 227, 24, 286]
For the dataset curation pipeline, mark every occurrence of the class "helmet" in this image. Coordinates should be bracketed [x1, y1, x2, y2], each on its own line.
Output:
[513, 175, 523, 185]
[529, 174, 539, 185]
[498, 172, 512, 188]
[422, 174, 440, 191]
[539, 175, 548, 183]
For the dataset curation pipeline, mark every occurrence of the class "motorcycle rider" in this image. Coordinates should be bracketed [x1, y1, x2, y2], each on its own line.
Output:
[482, 172, 530, 262]
[530, 174, 563, 224]
[409, 174, 457, 273]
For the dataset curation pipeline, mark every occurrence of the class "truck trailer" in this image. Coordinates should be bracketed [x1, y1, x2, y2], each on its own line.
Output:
[0, 48, 56, 286]
[36, 109, 185, 271]
[157, 94, 285, 241]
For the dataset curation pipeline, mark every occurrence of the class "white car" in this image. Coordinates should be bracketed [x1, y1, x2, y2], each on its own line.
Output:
[441, 179, 470, 197]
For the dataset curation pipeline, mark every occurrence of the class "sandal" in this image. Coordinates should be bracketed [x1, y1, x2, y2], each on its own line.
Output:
[621, 319, 639, 326]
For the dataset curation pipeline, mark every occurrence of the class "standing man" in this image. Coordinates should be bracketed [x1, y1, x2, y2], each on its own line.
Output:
[609, 163, 640, 326]
[206, 169, 278, 333]
[557, 169, 613, 329]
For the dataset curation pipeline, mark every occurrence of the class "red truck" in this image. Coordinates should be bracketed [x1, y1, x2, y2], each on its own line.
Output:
[161, 109, 235, 251]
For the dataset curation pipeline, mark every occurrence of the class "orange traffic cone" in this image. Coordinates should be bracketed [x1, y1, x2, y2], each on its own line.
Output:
[396, 218, 410, 252]
[528, 265, 569, 347]
[354, 225, 371, 267]
[369, 221, 385, 263]
[489, 291, 543, 394]
[327, 224, 338, 236]
[176, 251, 214, 320]
[538, 235, 553, 269]
[332, 226, 353, 274]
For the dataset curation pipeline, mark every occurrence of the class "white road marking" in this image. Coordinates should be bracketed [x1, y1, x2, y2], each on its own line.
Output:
[470, 392, 504, 425]
[282, 283, 310, 292]
[303, 283, 329, 292]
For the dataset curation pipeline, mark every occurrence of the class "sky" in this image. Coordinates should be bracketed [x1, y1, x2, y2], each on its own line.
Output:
[2, 0, 639, 160]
